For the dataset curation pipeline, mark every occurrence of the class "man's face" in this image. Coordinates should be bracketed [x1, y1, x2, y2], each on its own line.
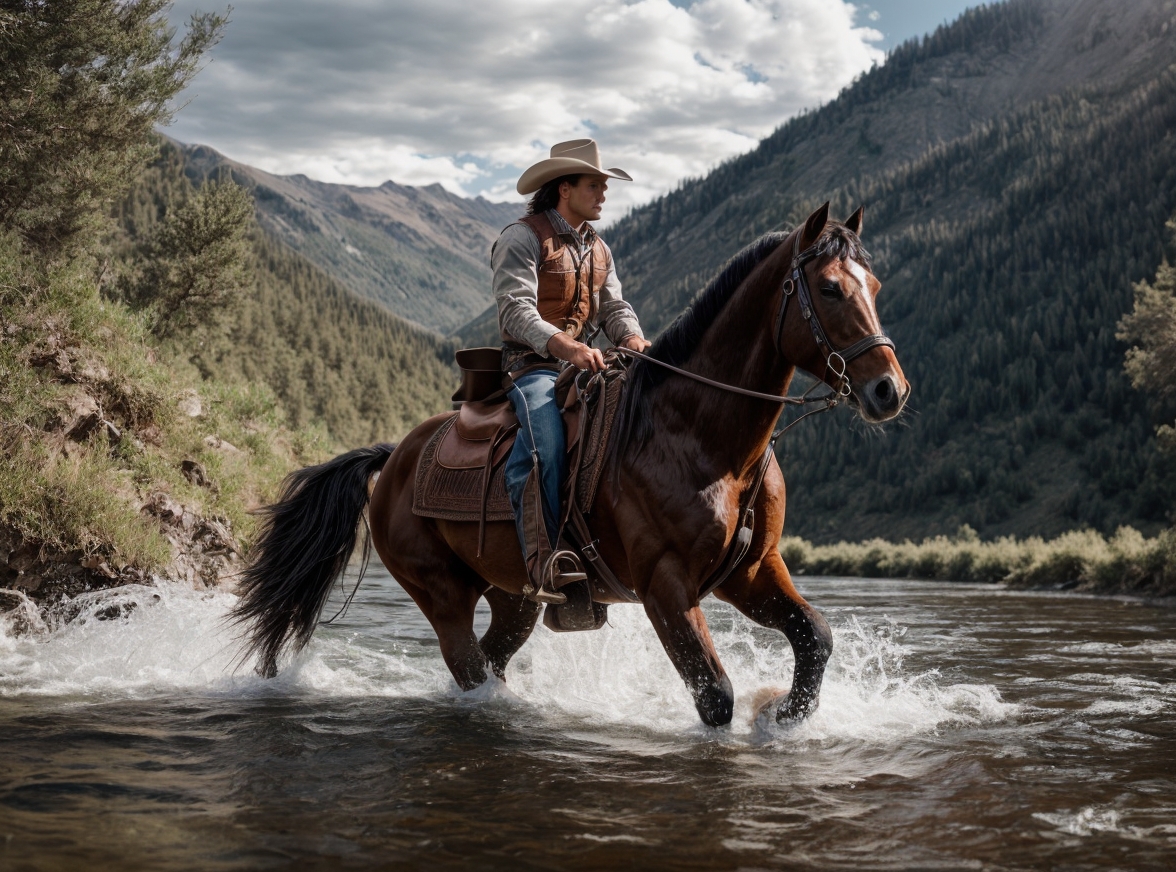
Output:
[560, 175, 608, 225]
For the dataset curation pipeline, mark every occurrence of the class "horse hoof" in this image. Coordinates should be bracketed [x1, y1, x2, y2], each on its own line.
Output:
[694, 676, 734, 727]
[750, 687, 788, 724]
[775, 693, 819, 723]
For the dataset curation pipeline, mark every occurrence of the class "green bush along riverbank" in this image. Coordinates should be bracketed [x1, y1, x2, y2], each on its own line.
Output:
[780, 526, 1176, 597]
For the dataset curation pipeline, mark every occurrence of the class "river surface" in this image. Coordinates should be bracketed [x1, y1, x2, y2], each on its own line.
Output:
[1, 571, 1174, 871]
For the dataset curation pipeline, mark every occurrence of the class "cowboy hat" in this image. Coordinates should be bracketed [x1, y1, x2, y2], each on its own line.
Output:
[516, 138, 633, 195]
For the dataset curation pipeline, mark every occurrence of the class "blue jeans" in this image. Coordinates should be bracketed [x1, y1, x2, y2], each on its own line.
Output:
[505, 369, 565, 549]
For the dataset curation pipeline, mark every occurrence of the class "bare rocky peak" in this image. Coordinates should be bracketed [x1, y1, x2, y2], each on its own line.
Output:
[802, 0, 1176, 194]
[174, 140, 523, 334]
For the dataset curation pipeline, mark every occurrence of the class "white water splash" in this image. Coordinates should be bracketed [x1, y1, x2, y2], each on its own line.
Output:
[1033, 806, 1124, 837]
[0, 577, 1015, 747]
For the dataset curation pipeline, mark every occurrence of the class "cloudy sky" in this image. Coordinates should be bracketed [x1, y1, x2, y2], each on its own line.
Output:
[166, 0, 976, 213]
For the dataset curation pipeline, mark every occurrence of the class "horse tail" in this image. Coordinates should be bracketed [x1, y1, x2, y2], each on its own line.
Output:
[231, 443, 396, 678]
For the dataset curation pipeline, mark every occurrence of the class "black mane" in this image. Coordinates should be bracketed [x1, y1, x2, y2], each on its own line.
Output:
[612, 231, 789, 458]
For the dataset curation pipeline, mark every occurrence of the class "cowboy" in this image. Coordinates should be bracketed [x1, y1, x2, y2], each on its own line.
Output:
[494, 139, 651, 604]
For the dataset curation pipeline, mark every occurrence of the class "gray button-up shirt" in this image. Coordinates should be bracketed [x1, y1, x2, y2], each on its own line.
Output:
[492, 209, 644, 357]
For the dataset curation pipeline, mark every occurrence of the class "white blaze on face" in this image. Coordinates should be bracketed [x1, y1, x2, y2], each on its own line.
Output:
[846, 259, 882, 334]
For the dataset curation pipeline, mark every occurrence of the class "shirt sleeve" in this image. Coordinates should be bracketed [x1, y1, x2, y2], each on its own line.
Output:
[492, 222, 560, 357]
[596, 241, 645, 346]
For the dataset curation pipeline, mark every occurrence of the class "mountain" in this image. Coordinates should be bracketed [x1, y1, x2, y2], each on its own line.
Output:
[115, 141, 459, 447]
[608, 0, 1176, 330]
[176, 142, 522, 334]
[461, 0, 1176, 542]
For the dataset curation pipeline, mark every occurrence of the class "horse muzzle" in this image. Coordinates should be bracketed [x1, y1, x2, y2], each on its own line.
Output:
[855, 372, 909, 423]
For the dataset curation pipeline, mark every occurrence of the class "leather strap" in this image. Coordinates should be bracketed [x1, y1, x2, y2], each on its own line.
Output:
[566, 506, 642, 604]
[772, 235, 895, 391]
[613, 347, 827, 406]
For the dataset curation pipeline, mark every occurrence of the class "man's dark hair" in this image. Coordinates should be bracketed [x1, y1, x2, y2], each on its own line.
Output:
[527, 174, 582, 215]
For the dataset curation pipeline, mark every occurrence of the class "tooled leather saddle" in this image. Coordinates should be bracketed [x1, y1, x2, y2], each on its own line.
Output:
[412, 361, 635, 625]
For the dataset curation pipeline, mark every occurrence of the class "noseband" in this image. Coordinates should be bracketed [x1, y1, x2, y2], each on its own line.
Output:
[772, 234, 895, 396]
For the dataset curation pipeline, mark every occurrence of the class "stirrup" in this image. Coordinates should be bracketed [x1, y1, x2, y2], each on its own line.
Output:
[523, 550, 586, 604]
[522, 583, 567, 605]
[545, 549, 588, 587]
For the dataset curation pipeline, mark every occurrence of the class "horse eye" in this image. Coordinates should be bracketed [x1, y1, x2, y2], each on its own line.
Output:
[819, 282, 842, 299]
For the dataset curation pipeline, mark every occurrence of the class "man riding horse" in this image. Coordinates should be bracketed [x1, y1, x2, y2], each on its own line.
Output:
[494, 139, 651, 605]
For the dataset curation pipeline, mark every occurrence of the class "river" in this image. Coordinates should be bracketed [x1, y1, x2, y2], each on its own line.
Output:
[1, 571, 1173, 870]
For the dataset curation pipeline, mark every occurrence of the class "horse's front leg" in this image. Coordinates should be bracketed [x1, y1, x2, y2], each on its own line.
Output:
[644, 558, 734, 727]
[714, 549, 833, 721]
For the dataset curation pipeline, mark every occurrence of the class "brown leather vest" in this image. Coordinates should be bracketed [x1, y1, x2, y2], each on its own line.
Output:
[518, 212, 611, 339]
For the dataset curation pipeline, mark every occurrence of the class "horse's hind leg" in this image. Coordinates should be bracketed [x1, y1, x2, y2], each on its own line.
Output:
[479, 587, 541, 680]
[714, 550, 833, 721]
[394, 564, 490, 691]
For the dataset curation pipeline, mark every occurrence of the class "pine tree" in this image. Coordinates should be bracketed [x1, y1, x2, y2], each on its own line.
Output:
[0, 1, 226, 256]
[1118, 216, 1176, 457]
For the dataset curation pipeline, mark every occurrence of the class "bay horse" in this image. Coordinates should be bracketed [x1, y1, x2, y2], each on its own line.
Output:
[232, 203, 909, 727]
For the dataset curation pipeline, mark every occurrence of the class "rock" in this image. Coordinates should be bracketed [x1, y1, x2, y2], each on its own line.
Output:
[180, 459, 210, 487]
[78, 359, 110, 383]
[203, 435, 241, 454]
[54, 387, 101, 441]
[80, 554, 115, 578]
[140, 492, 191, 529]
[177, 390, 202, 418]
[7, 540, 42, 574]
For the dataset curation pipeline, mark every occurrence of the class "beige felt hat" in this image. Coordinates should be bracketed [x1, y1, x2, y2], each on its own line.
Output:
[516, 138, 633, 195]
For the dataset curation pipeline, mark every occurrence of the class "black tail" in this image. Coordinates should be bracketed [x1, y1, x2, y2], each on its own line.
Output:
[231, 443, 396, 677]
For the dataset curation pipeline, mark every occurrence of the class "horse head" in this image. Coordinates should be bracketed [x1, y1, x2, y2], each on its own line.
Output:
[781, 202, 910, 423]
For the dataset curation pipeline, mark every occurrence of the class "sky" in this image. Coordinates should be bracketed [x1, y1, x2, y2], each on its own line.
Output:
[165, 0, 978, 213]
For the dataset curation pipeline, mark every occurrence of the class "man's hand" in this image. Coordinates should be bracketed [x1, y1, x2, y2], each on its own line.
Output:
[620, 334, 651, 354]
[547, 331, 605, 372]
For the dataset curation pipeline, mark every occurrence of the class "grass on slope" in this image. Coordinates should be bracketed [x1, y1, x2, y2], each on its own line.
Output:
[0, 230, 326, 587]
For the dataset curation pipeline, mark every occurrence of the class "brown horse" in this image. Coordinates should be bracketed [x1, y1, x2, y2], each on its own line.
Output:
[232, 203, 909, 727]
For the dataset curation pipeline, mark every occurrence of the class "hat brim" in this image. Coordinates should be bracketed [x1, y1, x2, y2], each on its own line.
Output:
[516, 158, 632, 195]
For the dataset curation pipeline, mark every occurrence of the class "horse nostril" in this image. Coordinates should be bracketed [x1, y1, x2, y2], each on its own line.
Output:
[874, 378, 893, 402]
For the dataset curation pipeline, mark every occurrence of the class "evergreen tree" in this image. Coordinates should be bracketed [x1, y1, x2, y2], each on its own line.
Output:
[0, 0, 225, 256]
[124, 179, 254, 340]
[1118, 216, 1176, 458]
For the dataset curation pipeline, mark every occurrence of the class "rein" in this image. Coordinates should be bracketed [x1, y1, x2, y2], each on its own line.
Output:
[612, 347, 832, 407]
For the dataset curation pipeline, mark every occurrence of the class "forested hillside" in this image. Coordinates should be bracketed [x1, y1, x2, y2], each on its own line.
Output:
[113, 142, 457, 447]
[176, 142, 520, 334]
[590, 0, 1176, 542]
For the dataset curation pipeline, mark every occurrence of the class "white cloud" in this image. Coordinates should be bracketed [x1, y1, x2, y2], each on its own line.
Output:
[167, 0, 883, 213]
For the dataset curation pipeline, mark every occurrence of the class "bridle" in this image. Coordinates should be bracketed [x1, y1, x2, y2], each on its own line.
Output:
[614, 231, 896, 408]
[772, 233, 895, 398]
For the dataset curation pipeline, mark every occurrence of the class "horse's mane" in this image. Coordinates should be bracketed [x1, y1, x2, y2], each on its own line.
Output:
[612, 222, 871, 459]
[612, 231, 788, 459]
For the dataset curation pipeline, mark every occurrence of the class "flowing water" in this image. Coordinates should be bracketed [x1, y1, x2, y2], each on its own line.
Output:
[1, 571, 1174, 871]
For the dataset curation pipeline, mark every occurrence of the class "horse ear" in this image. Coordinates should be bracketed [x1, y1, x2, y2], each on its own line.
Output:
[800, 202, 829, 249]
[845, 205, 864, 236]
